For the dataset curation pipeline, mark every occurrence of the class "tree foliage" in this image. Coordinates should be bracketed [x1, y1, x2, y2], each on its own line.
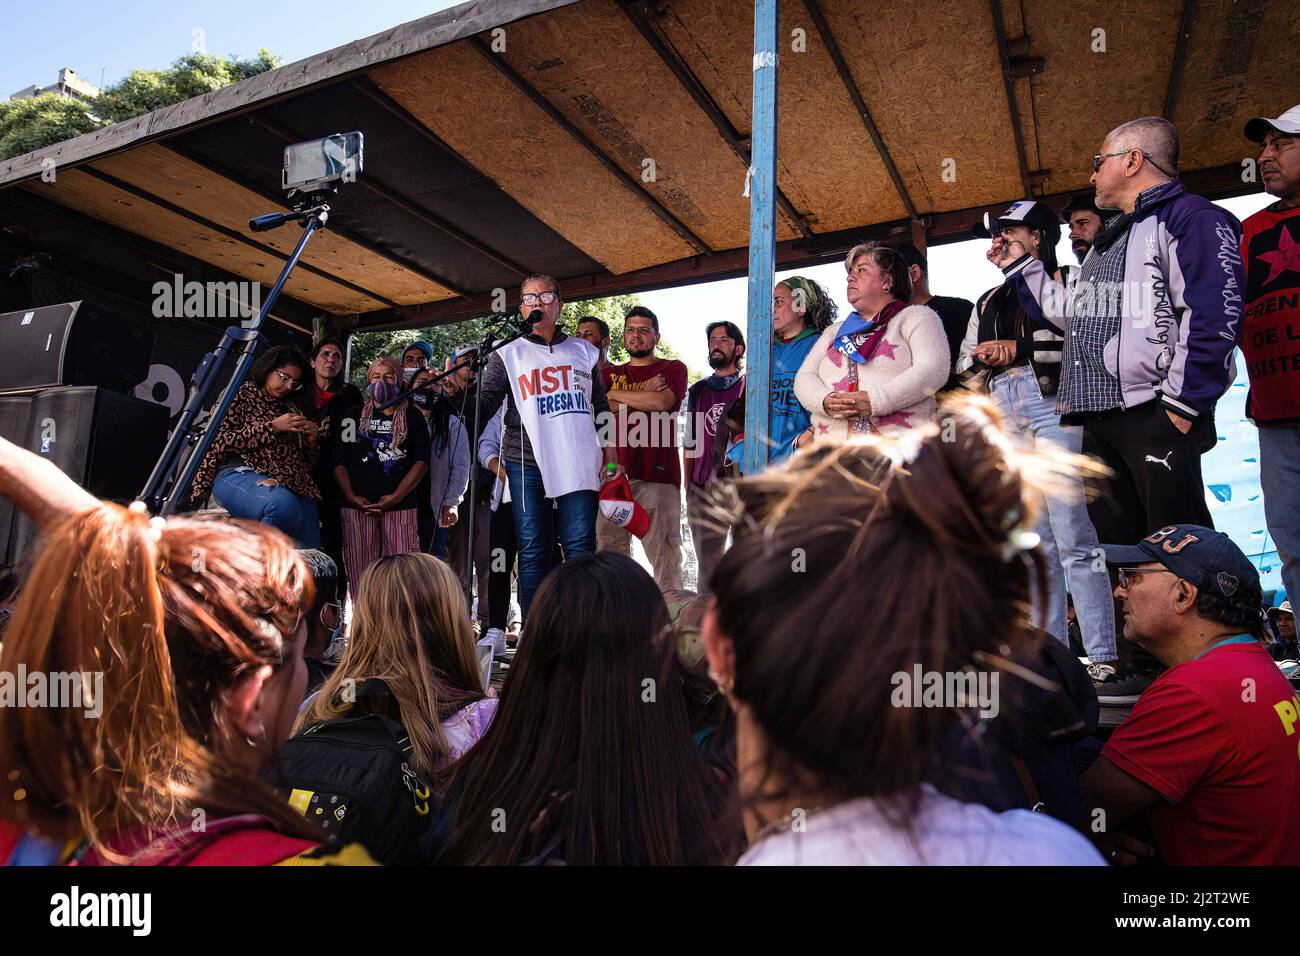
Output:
[0, 50, 280, 161]
[0, 94, 99, 161]
[345, 293, 693, 386]
[94, 51, 280, 125]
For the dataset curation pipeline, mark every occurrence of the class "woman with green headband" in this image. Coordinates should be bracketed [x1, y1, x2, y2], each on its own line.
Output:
[771, 276, 837, 461]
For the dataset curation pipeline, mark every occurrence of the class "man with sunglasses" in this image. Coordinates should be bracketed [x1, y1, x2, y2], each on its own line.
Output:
[475, 275, 622, 622]
[1000, 117, 1245, 697]
[1080, 524, 1299, 866]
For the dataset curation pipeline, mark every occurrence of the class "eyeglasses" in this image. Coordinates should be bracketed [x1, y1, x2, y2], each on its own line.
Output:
[1092, 149, 1175, 178]
[274, 369, 303, 390]
[1117, 567, 1174, 588]
[1091, 149, 1131, 172]
[520, 291, 559, 307]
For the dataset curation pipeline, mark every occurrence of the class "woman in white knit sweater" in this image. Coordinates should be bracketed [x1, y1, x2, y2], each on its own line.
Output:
[795, 242, 949, 440]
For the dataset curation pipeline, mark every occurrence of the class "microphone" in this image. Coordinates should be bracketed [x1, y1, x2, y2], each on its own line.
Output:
[523, 309, 543, 328]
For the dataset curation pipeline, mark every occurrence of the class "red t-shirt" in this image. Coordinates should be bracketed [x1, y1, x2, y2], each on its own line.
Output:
[1240, 203, 1300, 425]
[602, 359, 687, 485]
[1102, 640, 1300, 865]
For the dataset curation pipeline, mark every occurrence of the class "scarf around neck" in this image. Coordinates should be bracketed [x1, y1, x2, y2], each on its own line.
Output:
[832, 299, 907, 364]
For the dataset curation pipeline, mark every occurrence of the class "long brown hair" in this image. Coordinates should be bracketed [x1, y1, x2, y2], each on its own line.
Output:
[0, 505, 322, 855]
[445, 552, 740, 865]
[297, 553, 485, 784]
[707, 395, 1097, 826]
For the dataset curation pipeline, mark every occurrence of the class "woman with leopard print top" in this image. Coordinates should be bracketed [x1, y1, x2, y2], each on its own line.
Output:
[190, 345, 323, 546]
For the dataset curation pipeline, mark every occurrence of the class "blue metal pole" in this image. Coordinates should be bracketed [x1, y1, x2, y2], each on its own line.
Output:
[743, 0, 778, 476]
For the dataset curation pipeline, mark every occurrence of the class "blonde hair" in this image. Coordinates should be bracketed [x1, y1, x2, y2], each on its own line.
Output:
[297, 554, 485, 784]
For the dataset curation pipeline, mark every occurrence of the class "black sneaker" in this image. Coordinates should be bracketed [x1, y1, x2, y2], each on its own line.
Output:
[1095, 669, 1157, 707]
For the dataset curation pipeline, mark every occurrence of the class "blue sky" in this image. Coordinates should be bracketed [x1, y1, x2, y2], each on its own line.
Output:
[2, 0, 463, 98]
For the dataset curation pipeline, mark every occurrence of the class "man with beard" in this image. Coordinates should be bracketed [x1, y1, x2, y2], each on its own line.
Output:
[599, 306, 689, 590]
[684, 321, 745, 593]
[1241, 104, 1300, 610]
[1062, 190, 1104, 265]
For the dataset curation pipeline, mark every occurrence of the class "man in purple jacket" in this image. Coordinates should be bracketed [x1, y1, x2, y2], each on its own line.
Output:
[1002, 116, 1245, 701]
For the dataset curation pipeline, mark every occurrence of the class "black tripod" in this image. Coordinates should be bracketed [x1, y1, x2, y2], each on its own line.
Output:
[138, 189, 336, 515]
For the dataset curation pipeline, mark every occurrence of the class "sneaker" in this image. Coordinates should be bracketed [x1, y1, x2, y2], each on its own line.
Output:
[480, 627, 507, 658]
[1095, 669, 1157, 707]
[1086, 661, 1117, 684]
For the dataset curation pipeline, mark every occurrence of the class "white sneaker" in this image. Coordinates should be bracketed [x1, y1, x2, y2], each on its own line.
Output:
[1086, 661, 1117, 683]
[479, 627, 507, 658]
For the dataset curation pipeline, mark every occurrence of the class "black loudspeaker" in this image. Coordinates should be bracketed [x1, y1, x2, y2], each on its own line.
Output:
[4, 387, 169, 566]
[0, 395, 33, 566]
[0, 301, 154, 394]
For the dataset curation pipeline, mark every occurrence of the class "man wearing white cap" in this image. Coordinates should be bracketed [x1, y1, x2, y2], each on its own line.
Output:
[1241, 105, 1300, 609]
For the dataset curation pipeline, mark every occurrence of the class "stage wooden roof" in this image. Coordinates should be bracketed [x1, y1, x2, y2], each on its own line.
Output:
[0, 0, 1286, 333]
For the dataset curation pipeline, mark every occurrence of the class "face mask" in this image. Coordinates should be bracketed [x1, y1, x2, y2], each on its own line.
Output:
[411, 392, 431, 409]
[403, 367, 419, 384]
[369, 380, 400, 404]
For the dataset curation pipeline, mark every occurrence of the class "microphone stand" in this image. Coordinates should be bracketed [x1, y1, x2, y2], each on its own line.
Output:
[380, 311, 540, 611]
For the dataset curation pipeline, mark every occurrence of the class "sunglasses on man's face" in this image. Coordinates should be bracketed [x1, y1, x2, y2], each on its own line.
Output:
[1116, 567, 1174, 588]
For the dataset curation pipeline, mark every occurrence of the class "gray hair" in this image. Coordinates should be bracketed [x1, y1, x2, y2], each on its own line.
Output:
[520, 273, 561, 296]
[1107, 116, 1179, 175]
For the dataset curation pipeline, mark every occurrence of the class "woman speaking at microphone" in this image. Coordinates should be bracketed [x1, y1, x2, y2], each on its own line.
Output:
[332, 355, 430, 586]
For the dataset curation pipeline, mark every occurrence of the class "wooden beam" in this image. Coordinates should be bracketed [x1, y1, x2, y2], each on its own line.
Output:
[1164, 0, 1198, 121]
[3, 187, 321, 331]
[253, 112, 529, 291]
[161, 140, 470, 299]
[466, 34, 714, 257]
[347, 162, 1263, 331]
[615, 0, 816, 241]
[75, 165, 400, 309]
[801, 0, 919, 220]
[0, 0, 583, 187]
[989, 0, 1035, 197]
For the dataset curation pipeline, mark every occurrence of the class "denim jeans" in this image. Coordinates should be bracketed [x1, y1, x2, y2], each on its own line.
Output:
[504, 461, 596, 621]
[1259, 423, 1300, 603]
[213, 467, 321, 548]
[990, 366, 1117, 661]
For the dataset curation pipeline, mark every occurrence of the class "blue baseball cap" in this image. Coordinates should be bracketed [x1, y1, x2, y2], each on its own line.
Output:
[1104, 524, 1260, 601]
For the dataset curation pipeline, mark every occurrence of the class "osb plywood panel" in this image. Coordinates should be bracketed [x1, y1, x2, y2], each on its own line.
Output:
[814, 0, 1024, 212]
[93, 144, 454, 305]
[497, 1, 799, 247]
[666, 0, 1023, 215]
[654, 0, 907, 231]
[1173, 0, 1300, 170]
[369, 41, 699, 275]
[1023, 0, 1181, 197]
[22, 171, 388, 314]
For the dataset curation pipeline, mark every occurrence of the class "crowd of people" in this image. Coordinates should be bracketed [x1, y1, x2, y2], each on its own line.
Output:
[0, 108, 1296, 866]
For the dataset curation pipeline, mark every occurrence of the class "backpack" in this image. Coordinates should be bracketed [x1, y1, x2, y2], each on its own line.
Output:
[264, 679, 434, 864]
